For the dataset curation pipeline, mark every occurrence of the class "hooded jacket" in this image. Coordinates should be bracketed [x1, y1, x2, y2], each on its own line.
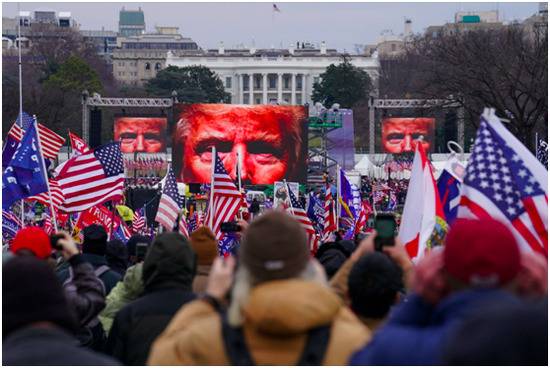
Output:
[105, 233, 196, 365]
[147, 279, 371, 365]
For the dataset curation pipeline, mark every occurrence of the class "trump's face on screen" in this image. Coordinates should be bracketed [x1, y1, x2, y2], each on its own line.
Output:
[174, 104, 306, 185]
[114, 117, 167, 153]
[381, 117, 434, 153]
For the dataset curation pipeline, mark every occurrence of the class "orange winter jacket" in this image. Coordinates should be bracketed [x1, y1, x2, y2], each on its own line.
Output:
[147, 279, 371, 365]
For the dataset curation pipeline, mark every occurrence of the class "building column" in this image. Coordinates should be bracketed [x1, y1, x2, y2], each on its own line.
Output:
[277, 73, 283, 104]
[238, 74, 243, 104]
[262, 73, 268, 104]
[248, 73, 253, 104]
[291, 73, 297, 105]
[301, 74, 306, 105]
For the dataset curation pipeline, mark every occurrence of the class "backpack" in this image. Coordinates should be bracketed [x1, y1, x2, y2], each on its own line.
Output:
[63, 265, 111, 350]
[221, 312, 331, 365]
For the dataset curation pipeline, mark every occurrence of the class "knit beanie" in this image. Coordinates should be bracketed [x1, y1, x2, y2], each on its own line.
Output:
[3, 256, 77, 338]
[82, 224, 108, 256]
[240, 211, 310, 283]
[10, 227, 51, 260]
[444, 218, 521, 287]
[189, 226, 218, 266]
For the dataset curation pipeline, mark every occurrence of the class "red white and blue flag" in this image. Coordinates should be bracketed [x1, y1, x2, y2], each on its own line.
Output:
[132, 207, 146, 234]
[457, 110, 548, 256]
[179, 212, 189, 238]
[155, 167, 183, 230]
[287, 186, 319, 254]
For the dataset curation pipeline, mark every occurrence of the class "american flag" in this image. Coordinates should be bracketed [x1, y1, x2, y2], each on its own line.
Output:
[458, 113, 548, 256]
[323, 183, 336, 237]
[43, 212, 53, 235]
[187, 211, 198, 233]
[155, 167, 183, 230]
[55, 142, 125, 213]
[9, 114, 65, 160]
[354, 203, 369, 235]
[287, 187, 319, 254]
[3, 210, 23, 229]
[204, 152, 242, 240]
[179, 212, 189, 238]
[132, 207, 146, 233]
[27, 179, 65, 210]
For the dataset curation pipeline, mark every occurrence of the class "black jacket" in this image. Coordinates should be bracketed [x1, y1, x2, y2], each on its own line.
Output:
[3, 326, 119, 366]
[58, 253, 122, 296]
[105, 232, 197, 365]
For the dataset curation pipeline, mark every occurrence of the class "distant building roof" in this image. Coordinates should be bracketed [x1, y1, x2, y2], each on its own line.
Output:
[80, 29, 118, 37]
[119, 10, 145, 26]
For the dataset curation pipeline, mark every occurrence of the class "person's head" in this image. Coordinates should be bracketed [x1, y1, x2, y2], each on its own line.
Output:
[444, 218, 521, 289]
[3, 256, 77, 338]
[142, 232, 197, 292]
[442, 298, 548, 365]
[382, 117, 434, 153]
[106, 239, 128, 270]
[81, 224, 108, 256]
[175, 104, 306, 184]
[126, 234, 151, 264]
[189, 226, 218, 266]
[10, 227, 51, 260]
[315, 242, 350, 278]
[348, 252, 404, 320]
[114, 117, 167, 153]
[229, 210, 325, 325]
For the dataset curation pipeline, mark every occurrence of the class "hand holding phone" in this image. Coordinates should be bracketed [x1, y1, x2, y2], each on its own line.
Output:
[374, 213, 397, 252]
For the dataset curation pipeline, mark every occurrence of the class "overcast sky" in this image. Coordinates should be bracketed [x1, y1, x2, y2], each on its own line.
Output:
[2, 2, 540, 52]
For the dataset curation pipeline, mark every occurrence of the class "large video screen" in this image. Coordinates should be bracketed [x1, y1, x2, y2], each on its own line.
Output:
[114, 116, 168, 153]
[173, 104, 308, 185]
[381, 117, 435, 153]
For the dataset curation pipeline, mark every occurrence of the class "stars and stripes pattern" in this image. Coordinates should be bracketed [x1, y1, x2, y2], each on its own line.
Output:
[155, 167, 183, 230]
[354, 202, 369, 235]
[323, 183, 336, 237]
[287, 187, 319, 254]
[458, 113, 548, 256]
[43, 213, 53, 235]
[132, 207, 146, 234]
[55, 142, 125, 213]
[536, 139, 548, 167]
[3, 210, 23, 229]
[9, 115, 65, 160]
[204, 152, 242, 240]
[27, 179, 65, 210]
[179, 213, 189, 238]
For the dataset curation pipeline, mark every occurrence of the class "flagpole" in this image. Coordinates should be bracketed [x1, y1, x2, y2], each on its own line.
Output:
[208, 146, 216, 230]
[283, 179, 295, 217]
[17, 4, 25, 227]
[336, 165, 341, 230]
[33, 116, 58, 233]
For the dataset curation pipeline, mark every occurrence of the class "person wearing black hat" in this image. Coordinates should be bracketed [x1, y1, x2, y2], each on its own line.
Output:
[105, 232, 197, 365]
[2, 256, 119, 366]
[57, 224, 122, 296]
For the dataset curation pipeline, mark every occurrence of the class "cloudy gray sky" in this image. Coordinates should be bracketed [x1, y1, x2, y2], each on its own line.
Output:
[2, 2, 540, 52]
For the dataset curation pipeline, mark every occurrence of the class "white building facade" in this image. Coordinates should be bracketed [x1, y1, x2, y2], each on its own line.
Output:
[166, 42, 379, 105]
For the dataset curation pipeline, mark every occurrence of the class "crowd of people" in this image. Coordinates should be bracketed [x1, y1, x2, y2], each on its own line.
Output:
[2, 208, 547, 366]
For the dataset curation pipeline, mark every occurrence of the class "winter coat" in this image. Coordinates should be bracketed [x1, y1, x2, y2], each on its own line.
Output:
[2, 326, 120, 366]
[147, 279, 371, 365]
[350, 289, 521, 365]
[105, 232, 196, 365]
[58, 253, 122, 296]
[99, 263, 144, 334]
[64, 254, 107, 327]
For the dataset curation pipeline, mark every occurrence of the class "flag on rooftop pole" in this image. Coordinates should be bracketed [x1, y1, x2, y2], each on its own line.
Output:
[2, 119, 49, 210]
[286, 182, 319, 254]
[399, 140, 448, 261]
[437, 155, 465, 226]
[55, 141, 125, 213]
[155, 166, 183, 231]
[457, 109, 548, 257]
[204, 148, 242, 241]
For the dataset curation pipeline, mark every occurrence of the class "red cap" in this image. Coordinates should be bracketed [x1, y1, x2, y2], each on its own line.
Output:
[444, 218, 520, 287]
[10, 227, 52, 260]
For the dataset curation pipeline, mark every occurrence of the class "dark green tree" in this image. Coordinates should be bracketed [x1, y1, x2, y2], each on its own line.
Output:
[311, 56, 373, 108]
[146, 65, 230, 103]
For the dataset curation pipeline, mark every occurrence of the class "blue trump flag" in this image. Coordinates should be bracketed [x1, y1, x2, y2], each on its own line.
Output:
[2, 120, 48, 209]
[306, 192, 324, 235]
[437, 156, 465, 225]
[338, 169, 357, 219]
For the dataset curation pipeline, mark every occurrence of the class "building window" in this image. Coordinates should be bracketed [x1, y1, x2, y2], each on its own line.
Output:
[243, 94, 250, 104]
[145, 62, 151, 70]
[243, 75, 249, 91]
[296, 95, 302, 105]
[255, 97, 261, 104]
[225, 76, 232, 88]
[391, 43, 396, 52]
[284, 76, 290, 89]
[155, 63, 161, 70]
[296, 76, 303, 90]
[254, 75, 261, 89]
[268, 75, 276, 89]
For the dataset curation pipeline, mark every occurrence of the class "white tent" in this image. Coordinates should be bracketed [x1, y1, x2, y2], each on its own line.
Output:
[354, 155, 375, 175]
